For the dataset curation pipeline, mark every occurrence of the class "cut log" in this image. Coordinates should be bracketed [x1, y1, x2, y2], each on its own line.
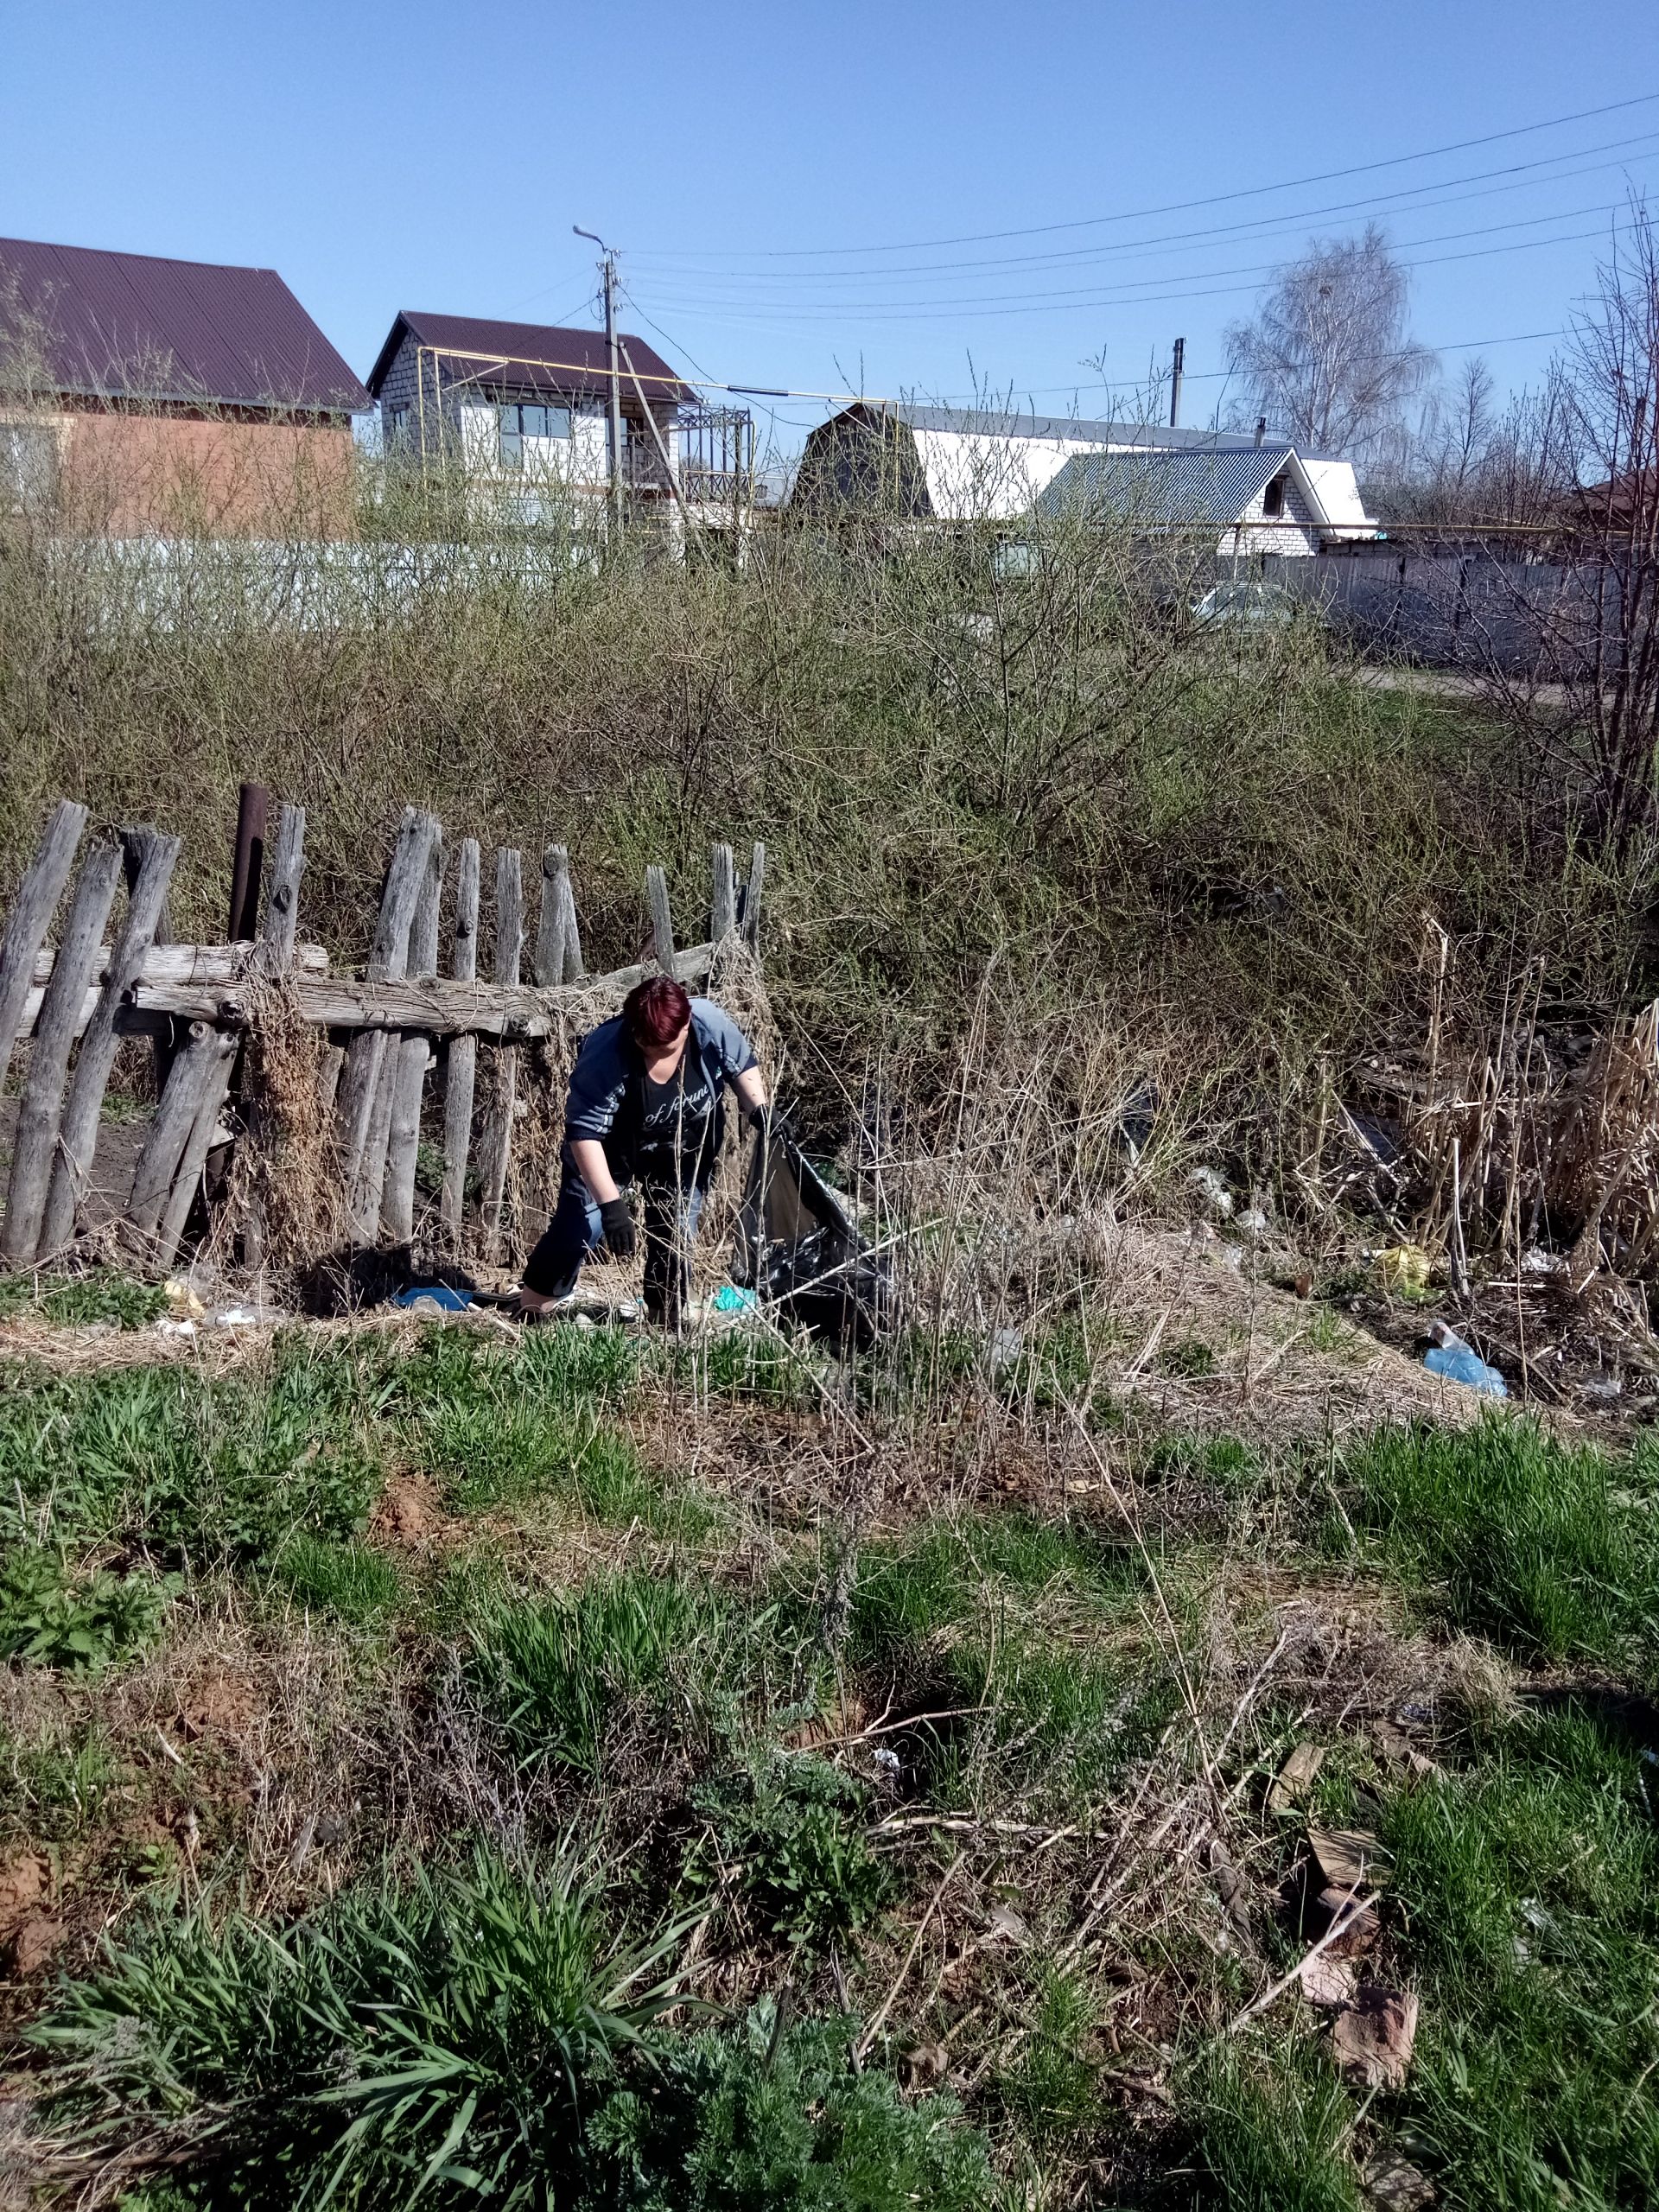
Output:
[40, 829, 182, 1255]
[440, 837, 481, 1243]
[382, 830, 445, 1242]
[710, 842, 736, 943]
[645, 863, 676, 968]
[2, 841, 123, 1262]
[0, 798, 86, 1096]
[130, 943, 717, 1039]
[480, 849, 524, 1261]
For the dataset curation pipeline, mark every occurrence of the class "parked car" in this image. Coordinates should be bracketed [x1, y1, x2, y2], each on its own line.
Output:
[1191, 579, 1309, 631]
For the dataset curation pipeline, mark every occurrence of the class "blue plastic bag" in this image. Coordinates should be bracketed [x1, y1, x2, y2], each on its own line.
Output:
[1424, 1338, 1507, 1397]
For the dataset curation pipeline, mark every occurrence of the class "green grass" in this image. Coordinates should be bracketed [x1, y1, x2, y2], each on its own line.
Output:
[0, 1720, 118, 1842]
[690, 1751, 890, 1956]
[1188, 2043, 1363, 2211]
[467, 1570, 728, 1774]
[273, 1534, 404, 1624]
[1344, 1414, 1659, 1670]
[28, 1851, 992, 2209]
[0, 1546, 177, 1672]
[1383, 1701, 1659, 2208]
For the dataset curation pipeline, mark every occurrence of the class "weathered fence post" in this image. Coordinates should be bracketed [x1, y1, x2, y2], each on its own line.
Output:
[2, 841, 123, 1263]
[0, 799, 87, 1097]
[129, 1020, 228, 1242]
[710, 843, 736, 943]
[154, 1027, 243, 1267]
[40, 828, 181, 1255]
[480, 848, 524, 1262]
[260, 802, 306, 966]
[534, 844, 569, 988]
[741, 842, 765, 951]
[645, 863, 676, 969]
[382, 831, 445, 1243]
[440, 837, 481, 1244]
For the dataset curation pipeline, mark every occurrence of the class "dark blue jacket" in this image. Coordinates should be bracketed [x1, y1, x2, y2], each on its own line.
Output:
[563, 997, 757, 1186]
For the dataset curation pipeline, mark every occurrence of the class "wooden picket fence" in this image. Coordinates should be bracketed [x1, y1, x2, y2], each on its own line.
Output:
[0, 792, 763, 1274]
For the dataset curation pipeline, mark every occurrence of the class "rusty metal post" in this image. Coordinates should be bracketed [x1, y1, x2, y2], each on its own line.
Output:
[228, 782, 269, 943]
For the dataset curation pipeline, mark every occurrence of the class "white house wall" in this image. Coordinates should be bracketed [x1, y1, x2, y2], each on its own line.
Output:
[1300, 457, 1375, 537]
[913, 428, 1112, 521]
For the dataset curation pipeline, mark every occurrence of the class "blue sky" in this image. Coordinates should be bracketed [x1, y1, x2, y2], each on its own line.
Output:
[3, 0, 1657, 454]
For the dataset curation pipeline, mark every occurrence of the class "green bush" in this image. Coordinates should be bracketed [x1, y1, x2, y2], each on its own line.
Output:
[0, 1547, 176, 1672]
[0, 1268, 166, 1329]
[691, 1753, 888, 1955]
[1344, 1414, 1659, 1669]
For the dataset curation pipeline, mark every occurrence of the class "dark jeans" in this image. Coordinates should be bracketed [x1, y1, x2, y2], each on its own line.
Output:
[522, 1163, 706, 1323]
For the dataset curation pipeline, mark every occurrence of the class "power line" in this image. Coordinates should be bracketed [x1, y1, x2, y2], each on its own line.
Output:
[632, 129, 1659, 289]
[636, 91, 1659, 260]
[639, 194, 1637, 324]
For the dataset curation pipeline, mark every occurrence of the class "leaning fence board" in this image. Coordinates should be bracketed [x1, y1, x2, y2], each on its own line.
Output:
[480, 849, 524, 1262]
[645, 863, 676, 968]
[128, 1020, 219, 1237]
[560, 868, 585, 981]
[130, 944, 717, 1039]
[0, 798, 87, 1096]
[440, 838, 481, 1243]
[383, 832, 445, 1242]
[40, 829, 182, 1256]
[1, 842, 123, 1262]
[337, 809, 440, 1195]
[154, 1027, 241, 1267]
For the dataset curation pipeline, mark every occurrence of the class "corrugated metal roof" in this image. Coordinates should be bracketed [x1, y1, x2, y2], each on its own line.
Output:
[1038, 445, 1300, 525]
[0, 236, 370, 413]
[881, 402, 1261, 450]
[367, 312, 696, 409]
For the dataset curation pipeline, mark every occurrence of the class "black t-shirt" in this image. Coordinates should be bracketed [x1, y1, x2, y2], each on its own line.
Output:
[636, 1060, 716, 1176]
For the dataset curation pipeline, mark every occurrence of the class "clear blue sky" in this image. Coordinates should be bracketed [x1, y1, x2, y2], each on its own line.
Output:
[4, 0, 1657, 453]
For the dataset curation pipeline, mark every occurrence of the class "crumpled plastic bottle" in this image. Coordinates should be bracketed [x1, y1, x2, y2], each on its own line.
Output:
[1424, 1332, 1508, 1397]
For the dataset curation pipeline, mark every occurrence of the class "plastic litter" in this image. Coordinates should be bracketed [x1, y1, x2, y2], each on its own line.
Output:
[162, 1278, 206, 1322]
[156, 1317, 197, 1338]
[392, 1284, 473, 1313]
[711, 1285, 760, 1315]
[734, 1126, 891, 1347]
[1188, 1166, 1233, 1219]
[1376, 1244, 1432, 1296]
[1423, 1332, 1508, 1397]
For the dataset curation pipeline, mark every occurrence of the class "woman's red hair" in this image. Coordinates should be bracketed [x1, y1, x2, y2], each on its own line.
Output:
[623, 976, 692, 1050]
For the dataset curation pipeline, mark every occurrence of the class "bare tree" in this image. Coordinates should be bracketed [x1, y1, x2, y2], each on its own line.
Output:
[1224, 225, 1437, 466]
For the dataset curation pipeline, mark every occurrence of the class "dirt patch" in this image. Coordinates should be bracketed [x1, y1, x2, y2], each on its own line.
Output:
[372, 1471, 444, 1547]
[175, 1663, 264, 1746]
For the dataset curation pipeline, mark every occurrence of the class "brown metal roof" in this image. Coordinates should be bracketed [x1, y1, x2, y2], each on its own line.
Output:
[0, 236, 371, 414]
[366, 311, 696, 410]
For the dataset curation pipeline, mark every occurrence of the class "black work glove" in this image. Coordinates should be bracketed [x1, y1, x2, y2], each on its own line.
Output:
[747, 1101, 779, 1145]
[599, 1195, 637, 1262]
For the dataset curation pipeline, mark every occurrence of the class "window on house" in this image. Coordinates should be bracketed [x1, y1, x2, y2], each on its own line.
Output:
[1262, 474, 1287, 518]
[384, 404, 410, 452]
[498, 401, 575, 467]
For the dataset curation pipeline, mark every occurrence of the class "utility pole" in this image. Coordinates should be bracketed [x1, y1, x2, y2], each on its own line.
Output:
[1169, 336, 1185, 429]
[574, 226, 625, 537]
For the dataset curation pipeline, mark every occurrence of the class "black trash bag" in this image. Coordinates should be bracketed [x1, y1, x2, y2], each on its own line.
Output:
[733, 1126, 891, 1348]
